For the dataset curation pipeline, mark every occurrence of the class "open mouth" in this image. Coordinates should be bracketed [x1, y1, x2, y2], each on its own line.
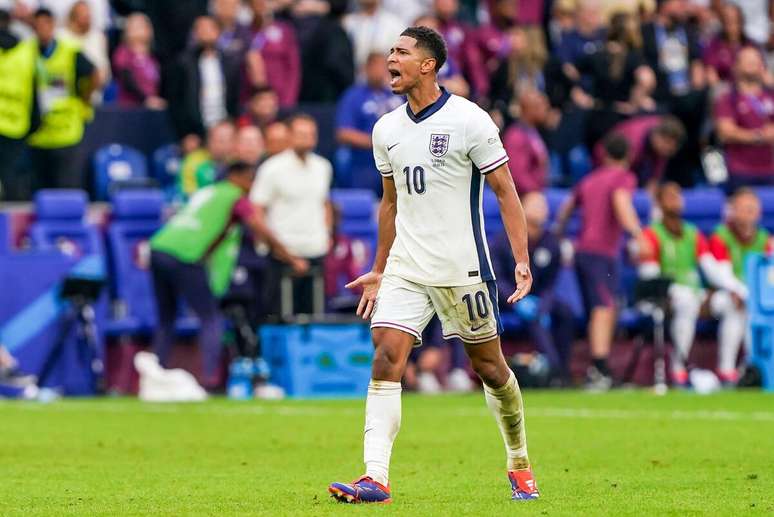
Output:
[388, 68, 401, 87]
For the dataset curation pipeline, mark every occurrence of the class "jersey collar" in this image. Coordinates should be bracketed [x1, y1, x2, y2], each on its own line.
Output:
[406, 86, 451, 124]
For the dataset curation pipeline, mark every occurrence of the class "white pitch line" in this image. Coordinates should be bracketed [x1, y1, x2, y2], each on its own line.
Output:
[3, 401, 774, 422]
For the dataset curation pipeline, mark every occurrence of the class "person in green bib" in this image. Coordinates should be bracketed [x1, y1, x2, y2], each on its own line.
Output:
[0, 9, 39, 201]
[150, 161, 308, 390]
[27, 8, 99, 192]
[639, 183, 747, 387]
[708, 188, 774, 385]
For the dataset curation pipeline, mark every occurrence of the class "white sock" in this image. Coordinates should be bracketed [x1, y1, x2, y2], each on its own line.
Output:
[484, 370, 530, 471]
[718, 309, 746, 372]
[669, 287, 700, 373]
[363, 379, 402, 486]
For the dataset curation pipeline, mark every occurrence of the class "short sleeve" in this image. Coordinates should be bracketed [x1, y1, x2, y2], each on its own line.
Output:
[709, 234, 731, 262]
[232, 197, 256, 222]
[466, 107, 509, 174]
[642, 227, 660, 263]
[250, 162, 275, 205]
[695, 231, 710, 257]
[372, 118, 393, 177]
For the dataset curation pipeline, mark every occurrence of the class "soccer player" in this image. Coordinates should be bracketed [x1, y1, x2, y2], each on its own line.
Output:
[327, 26, 539, 503]
[709, 188, 774, 384]
[638, 183, 747, 386]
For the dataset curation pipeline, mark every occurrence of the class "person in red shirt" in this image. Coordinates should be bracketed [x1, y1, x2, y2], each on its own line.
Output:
[708, 188, 774, 384]
[503, 89, 550, 195]
[594, 114, 685, 193]
[639, 182, 747, 386]
[555, 134, 644, 390]
[714, 47, 774, 190]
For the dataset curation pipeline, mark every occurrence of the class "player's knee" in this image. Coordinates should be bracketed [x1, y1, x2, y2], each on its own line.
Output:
[371, 339, 409, 380]
[471, 356, 508, 388]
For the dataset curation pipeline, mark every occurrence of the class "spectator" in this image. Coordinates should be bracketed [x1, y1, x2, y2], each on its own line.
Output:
[641, 0, 707, 185]
[433, 0, 470, 83]
[0, 8, 38, 201]
[555, 134, 644, 391]
[111, 13, 165, 109]
[297, 0, 355, 103]
[149, 161, 307, 390]
[489, 26, 548, 111]
[34, 0, 110, 33]
[343, 0, 405, 73]
[58, 0, 109, 93]
[168, 16, 240, 148]
[714, 47, 774, 189]
[573, 12, 657, 146]
[381, 0, 431, 26]
[464, 0, 517, 99]
[251, 114, 333, 316]
[709, 188, 774, 384]
[27, 8, 97, 191]
[493, 192, 576, 384]
[335, 52, 402, 193]
[263, 120, 291, 157]
[245, 0, 301, 108]
[555, 0, 606, 77]
[237, 85, 279, 129]
[503, 88, 550, 195]
[179, 120, 236, 197]
[213, 0, 252, 58]
[727, 0, 773, 46]
[594, 114, 685, 192]
[639, 182, 747, 386]
[145, 0, 208, 72]
[703, 3, 758, 87]
[235, 124, 265, 167]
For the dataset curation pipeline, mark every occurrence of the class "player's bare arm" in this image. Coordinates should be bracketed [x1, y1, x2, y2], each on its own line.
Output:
[485, 163, 532, 303]
[346, 176, 397, 319]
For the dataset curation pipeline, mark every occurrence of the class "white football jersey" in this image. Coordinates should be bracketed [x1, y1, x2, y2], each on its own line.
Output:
[372, 89, 509, 287]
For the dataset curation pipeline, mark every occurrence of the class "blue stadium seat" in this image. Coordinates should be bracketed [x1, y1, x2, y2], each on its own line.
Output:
[93, 144, 149, 201]
[151, 144, 182, 199]
[545, 188, 580, 236]
[331, 188, 377, 269]
[754, 187, 774, 233]
[105, 189, 165, 334]
[682, 187, 725, 235]
[632, 190, 652, 226]
[29, 190, 105, 263]
[567, 145, 592, 183]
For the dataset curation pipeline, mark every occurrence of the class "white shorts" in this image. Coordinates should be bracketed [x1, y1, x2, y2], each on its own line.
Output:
[370, 274, 503, 345]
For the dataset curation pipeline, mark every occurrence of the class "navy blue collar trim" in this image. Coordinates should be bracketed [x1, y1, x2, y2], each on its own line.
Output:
[406, 87, 451, 123]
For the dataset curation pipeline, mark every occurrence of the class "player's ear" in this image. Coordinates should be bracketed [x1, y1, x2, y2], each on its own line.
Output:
[420, 57, 436, 74]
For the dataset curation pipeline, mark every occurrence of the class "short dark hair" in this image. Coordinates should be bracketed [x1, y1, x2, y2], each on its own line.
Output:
[603, 133, 630, 161]
[287, 112, 316, 128]
[400, 26, 447, 72]
[34, 7, 55, 19]
[654, 116, 685, 143]
[656, 181, 681, 202]
[226, 160, 255, 177]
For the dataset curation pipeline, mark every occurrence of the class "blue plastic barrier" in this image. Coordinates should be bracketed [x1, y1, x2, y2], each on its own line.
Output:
[260, 323, 373, 398]
[746, 254, 774, 391]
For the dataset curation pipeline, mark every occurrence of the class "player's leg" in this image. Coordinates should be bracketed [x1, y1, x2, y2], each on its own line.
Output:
[430, 281, 539, 500]
[710, 290, 746, 384]
[668, 285, 702, 386]
[329, 276, 434, 504]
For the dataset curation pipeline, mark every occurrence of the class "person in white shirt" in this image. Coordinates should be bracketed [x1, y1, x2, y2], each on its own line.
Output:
[57, 0, 109, 95]
[251, 114, 333, 315]
[328, 26, 540, 504]
[343, 0, 405, 73]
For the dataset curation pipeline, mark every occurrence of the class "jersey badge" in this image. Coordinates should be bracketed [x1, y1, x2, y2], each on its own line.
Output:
[429, 133, 450, 157]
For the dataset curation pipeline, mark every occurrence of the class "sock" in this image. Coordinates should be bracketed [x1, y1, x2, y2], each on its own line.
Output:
[592, 358, 610, 376]
[718, 308, 746, 373]
[363, 379, 402, 486]
[484, 370, 530, 471]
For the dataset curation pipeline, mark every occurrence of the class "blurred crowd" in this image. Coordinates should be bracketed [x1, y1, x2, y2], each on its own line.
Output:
[0, 0, 773, 391]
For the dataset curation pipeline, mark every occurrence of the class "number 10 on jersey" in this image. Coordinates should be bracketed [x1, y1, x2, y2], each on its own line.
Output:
[403, 166, 426, 195]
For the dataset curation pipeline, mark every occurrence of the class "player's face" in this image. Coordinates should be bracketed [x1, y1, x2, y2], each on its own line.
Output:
[731, 194, 762, 232]
[658, 184, 683, 217]
[387, 36, 435, 95]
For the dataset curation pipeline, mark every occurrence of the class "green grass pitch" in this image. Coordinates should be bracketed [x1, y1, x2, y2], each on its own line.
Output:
[2, 390, 773, 516]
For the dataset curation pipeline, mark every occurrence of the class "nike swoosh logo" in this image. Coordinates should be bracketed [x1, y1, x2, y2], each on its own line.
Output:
[471, 324, 486, 332]
[387, 143, 399, 151]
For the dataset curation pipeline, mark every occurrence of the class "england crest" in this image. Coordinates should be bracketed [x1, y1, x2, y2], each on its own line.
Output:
[429, 133, 449, 157]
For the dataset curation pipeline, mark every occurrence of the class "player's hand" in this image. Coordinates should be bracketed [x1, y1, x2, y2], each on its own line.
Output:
[290, 257, 309, 276]
[507, 263, 532, 304]
[345, 271, 383, 319]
